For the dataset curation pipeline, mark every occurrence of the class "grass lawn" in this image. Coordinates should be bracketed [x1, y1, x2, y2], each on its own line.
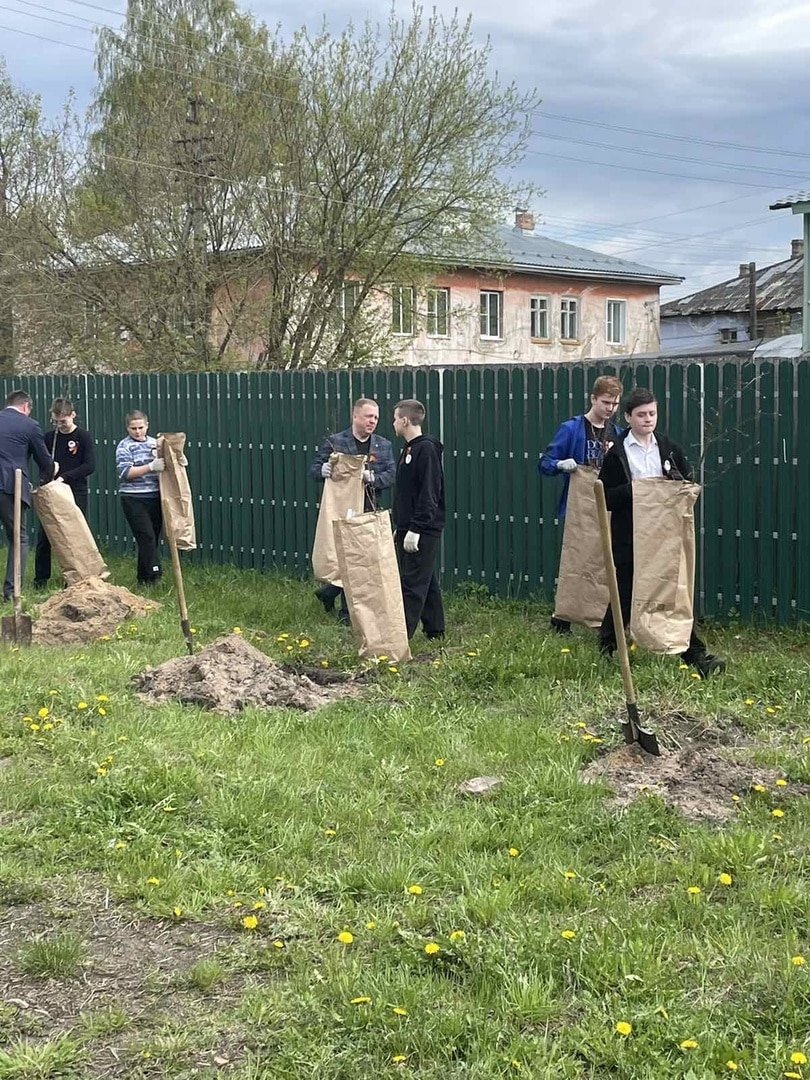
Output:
[0, 559, 808, 1079]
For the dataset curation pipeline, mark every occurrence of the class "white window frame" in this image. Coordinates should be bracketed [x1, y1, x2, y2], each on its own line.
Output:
[561, 296, 579, 342]
[479, 290, 503, 340]
[426, 286, 450, 338]
[606, 298, 627, 345]
[391, 285, 415, 336]
[530, 295, 550, 340]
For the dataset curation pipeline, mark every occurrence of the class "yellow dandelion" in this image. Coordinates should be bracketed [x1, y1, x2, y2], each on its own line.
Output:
[146, 877, 160, 885]
[803, 736, 810, 744]
[560, 647, 570, 654]
[115, 841, 127, 850]
[657, 1006, 669, 1019]
[744, 698, 755, 705]
[434, 758, 445, 766]
[242, 915, 258, 930]
[320, 660, 329, 667]
[718, 873, 733, 886]
[680, 1039, 699, 1049]
[561, 929, 577, 940]
[29, 723, 40, 732]
[766, 706, 776, 714]
[732, 794, 741, 802]
[563, 870, 577, 880]
[629, 643, 637, 652]
[392, 1054, 407, 1063]
[173, 907, 182, 918]
[337, 931, 354, 944]
[772, 808, 785, 818]
[690, 672, 701, 679]
[687, 886, 701, 895]
[42, 722, 53, 731]
[272, 939, 284, 949]
[388, 665, 398, 673]
[726, 1062, 739, 1071]
[449, 930, 465, 942]
[365, 921, 376, 930]
[96, 694, 109, 702]
[791, 955, 806, 966]
[350, 996, 371, 1005]
[791, 1052, 808, 1065]
[323, 828, 337, 837]
[753, 783, 766, 793]
[615, 1021, 632, 1036]
[233, 626, 243, 634]
[776, 778, 788, 786]
[77, 701, 88, 709]
[511, 1062, 522, 1070]
[37, 707, 49, 718]
[98, 707, 107, 716]
[785, 1072, 803, 1079]
[252, 900, 267, 910]
[679, 663, 689, 670]
[773, 833, 783, 841]
[162, 805, 176, 813]
[508, 847, 520, 857]
[407, 884, 423, 895]
[392, 1006, 408, 1016]
[276, 633, 289, 641]
[424, 942, 440, 955]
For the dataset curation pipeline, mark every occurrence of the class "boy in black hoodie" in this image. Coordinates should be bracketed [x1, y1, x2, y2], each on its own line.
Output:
[34, 397, 96, 588]
[598, 387, 725, 677]
[392, 399, 445, 640]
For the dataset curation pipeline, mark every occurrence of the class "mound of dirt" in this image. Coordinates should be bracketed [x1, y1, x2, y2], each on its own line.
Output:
[134, 633, 358, 714]
[582, 713, 806, 822]
[32, 577, 160, 645]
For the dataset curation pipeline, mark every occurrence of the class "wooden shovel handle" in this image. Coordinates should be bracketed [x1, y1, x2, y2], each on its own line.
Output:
[13, 469, 22, 614]
[594, 480, 637, 710]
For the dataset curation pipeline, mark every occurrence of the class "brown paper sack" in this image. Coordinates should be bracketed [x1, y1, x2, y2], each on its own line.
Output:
[630, 478, 701, 654]
[553, 468, 609, 627]
[158, 433, 197, 550]
[32, 481, 110, 585]
[332, 510, 411, 664]
[311, 453, 366, 586]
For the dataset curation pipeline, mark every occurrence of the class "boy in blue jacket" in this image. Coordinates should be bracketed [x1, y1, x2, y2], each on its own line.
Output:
[538, 375, 623, 634]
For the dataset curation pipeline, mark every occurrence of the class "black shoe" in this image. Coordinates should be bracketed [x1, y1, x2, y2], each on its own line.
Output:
[33, 580, 48, 590]
[316, 587, 336, 614]
[550, 617, 572, 636]
[598, 639, 615, 658]
[424, 631, 445, 641]
[337, 610, 350, 626]
[691, 652, 727, 678]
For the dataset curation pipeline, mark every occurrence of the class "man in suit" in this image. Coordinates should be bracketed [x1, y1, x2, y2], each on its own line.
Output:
[309, 398, 396, 622]
[0, 390, 57, 601]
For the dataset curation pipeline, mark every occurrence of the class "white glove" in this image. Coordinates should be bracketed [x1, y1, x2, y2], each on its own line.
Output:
[363, 468, 374, 484]
[556, 458, 578, 474]
[403, 530, 420, 553]
[149, 458, 166, 473]
[321, 462, 333, 479]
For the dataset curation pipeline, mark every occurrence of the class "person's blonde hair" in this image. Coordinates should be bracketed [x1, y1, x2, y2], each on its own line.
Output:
[591, 375, 622, 399]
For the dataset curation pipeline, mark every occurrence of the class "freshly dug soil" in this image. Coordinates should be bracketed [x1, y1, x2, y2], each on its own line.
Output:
[134, 633, 359, 714]
[581, 711, 807, 823]
[32, 577, 159, 645]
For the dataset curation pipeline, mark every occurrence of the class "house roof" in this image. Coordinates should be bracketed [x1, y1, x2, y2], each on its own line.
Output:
[660, 248, 804, 318]
[770, 192, 810, 210]
[482, 226, 681, 285]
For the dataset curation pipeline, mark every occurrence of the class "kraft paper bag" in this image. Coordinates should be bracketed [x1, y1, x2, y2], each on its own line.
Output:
[630, 478, 701, 654]
[332, 510, 411, 663]
[158, 433, 197, 551]
[32, 481, 110, 585]
[553, 467, 608, 628]
[311, 453, 366, 587]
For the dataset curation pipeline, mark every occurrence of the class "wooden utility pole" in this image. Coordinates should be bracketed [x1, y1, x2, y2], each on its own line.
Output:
[748, 261, 758, 340]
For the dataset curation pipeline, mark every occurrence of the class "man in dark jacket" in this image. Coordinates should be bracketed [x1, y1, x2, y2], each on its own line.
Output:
[309, 398, 396, 621]
[0, 390, 57, 601]
[392, 398, 445, 640]
[598, 387, 725, 677]
[34, 397, 97, 588]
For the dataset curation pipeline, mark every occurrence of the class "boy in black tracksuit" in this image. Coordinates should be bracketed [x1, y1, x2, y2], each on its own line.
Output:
[34, 397, 96, 588]
[392, 398, 445, 640]
[598, 387, 725, 678]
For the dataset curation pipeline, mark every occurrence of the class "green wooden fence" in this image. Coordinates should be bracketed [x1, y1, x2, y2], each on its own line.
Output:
[3, 356, 809, 622]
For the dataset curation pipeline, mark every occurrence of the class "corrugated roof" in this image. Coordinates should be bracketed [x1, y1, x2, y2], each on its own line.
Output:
[483, 226, 681, 285]
[770, 192, 810, 210]
[660, 248, 804, 317]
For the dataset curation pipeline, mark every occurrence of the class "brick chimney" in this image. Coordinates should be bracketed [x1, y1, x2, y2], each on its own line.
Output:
[791, 238, 804, 259]
[515, 208, 535, 232]
[739, 264, 749, 278]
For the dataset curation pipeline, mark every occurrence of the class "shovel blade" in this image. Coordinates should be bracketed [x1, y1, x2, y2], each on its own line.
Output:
[622, 700, 660, 756]
[1, 614, 32, 646]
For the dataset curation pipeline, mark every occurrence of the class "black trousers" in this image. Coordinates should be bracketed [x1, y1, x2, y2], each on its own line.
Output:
[121, 496, 163, 583]
[35, 491, 89, 584]
[394, 531, 445, 640]
[316, 581, 349, 619]
[599, 559, 706, 660]
[0, 491, 28, 602]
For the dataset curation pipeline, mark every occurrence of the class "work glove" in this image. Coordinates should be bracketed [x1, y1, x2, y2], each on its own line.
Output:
[403, 530, 420, 553]
[321, 462, 333, 479]
[556, 458, 578, 473]
[149, 458, 166, 473]
[363, 468, 374, 484]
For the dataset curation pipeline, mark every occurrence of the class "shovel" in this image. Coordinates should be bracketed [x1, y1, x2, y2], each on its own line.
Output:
[1, 470, 33, 646]
[594, 480, 660, 756]
[167, 531, 194, 655]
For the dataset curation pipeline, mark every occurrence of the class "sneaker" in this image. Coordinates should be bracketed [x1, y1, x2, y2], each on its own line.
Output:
[550, 616, 572, 636]
[691, 652, 727, 678]
[598, 639, 615, 658]
[315, 586, 336, 614]
[336, 610, 350, 626]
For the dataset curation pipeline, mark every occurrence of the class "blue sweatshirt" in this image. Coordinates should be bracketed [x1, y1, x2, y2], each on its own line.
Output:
[116, 434, 160, 497]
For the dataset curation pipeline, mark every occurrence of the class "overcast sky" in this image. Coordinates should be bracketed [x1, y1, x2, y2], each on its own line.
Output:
[2, 0, 808, 300]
